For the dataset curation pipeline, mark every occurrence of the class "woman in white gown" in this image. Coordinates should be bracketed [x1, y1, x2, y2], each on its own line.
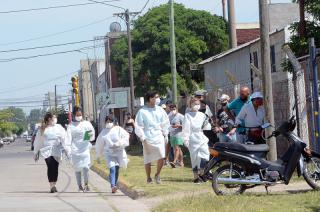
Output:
[182, 98, 210, 184]
[66, 107, 95, 192]
[135, 91, 170, 184]
[33, 112, 67, 193]
[95, 116, 129, 193]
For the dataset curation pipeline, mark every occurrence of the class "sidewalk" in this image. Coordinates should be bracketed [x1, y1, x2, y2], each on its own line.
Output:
[0, 139, 149, 212]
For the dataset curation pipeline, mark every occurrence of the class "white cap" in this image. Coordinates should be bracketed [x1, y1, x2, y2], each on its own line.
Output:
[251, 91, 263, 99]
[194, 90, 207, 96]
[219, 94, 230, 103]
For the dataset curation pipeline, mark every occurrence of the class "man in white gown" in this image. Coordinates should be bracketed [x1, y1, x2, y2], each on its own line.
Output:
[135, 91, 170, 184]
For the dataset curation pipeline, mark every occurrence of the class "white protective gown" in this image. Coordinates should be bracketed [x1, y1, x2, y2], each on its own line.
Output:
[33, 124, 67, 162]
[182, 111, 210, 169]
[66, 121, 95, 172]
[135, 105, 170, 164]
[95, 126, 129, 168]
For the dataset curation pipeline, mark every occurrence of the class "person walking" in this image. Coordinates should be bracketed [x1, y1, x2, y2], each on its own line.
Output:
[33, 112, 67, 193]
[229, 92, 265, 144]
[215, 94, 236, 142]
[135, 91, 170, 184]
[225, 86, 251, 143]
[183, 98, 210, 184]
[96, 116, 129, 193]
[168, 104, 184, 168]
[66, 106, 95, 192]
[123, 113, 135, 145]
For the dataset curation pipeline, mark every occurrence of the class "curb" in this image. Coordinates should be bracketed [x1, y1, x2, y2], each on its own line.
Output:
[91, 164, 146, 200]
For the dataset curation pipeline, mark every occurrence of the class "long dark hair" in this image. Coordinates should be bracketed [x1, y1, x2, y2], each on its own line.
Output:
[40, 112, 53, 134]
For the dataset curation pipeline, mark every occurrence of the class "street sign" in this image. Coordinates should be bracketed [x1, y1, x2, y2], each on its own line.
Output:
[96, 92, 110, 109]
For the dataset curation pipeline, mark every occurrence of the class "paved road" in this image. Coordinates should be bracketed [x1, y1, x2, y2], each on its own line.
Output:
[0, 139, 149, 212]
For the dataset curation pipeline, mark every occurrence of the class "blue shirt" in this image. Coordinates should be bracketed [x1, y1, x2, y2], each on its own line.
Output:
[227, 97, 251, 133]
[227, 97, 251, 117]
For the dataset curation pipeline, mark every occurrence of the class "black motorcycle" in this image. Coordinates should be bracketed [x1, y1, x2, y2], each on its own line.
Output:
[201, 116, 320, 195]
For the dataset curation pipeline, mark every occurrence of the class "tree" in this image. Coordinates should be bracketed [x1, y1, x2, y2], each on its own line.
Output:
[157, 72, 188, 96]
[8, 107, 27, 135]
[111, 3, 228, 96]
[289, 0, 320, 56]
[0, 109, 17, 137]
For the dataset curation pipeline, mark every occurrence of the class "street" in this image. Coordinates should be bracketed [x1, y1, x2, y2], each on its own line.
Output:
[0, 139, 148, 212]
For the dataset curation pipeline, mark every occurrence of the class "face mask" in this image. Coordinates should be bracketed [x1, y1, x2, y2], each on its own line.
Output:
[172, 109, 177, 115]
[52, 117, 57, 125]
[192, 104, 201, 111]
[75, 116, 82, 122]
[155, 97, 161, 105]
[106, 123, 113, 128]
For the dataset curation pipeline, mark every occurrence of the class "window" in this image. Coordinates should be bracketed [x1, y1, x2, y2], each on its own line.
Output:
[253, 51, 259, 69]
[270, 45, 276, 72]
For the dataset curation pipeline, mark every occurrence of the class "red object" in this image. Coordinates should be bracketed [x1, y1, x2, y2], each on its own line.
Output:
[236, 28, 260, 46]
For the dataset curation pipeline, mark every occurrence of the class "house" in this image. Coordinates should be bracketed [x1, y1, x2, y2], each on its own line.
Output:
[199, 27, 300, 154]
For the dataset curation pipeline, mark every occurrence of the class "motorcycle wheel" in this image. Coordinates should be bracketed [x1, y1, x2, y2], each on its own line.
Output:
[212, 164, 246, 195]
[303, 157, 320, 190]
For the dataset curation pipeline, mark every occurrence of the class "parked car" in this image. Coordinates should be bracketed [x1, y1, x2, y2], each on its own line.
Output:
[3, 136, 14, 143]
[30, 128, 38, 151]
[0, 139, 3, 148]
[26, 135, 32, 143]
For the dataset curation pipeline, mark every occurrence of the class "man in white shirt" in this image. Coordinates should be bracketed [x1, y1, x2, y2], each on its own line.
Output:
[229, 92, 265, 144]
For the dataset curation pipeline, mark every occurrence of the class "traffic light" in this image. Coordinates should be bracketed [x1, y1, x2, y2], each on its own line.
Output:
[71, 76, 80, 107]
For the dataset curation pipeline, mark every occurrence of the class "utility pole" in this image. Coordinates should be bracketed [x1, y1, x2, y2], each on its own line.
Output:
[227, 0, 237, 48]
[54, 85, 57, 110]
[114, 10, 139, 114]
[299, 0, 306, 38]
[310, 38, 320, 152]
[222, 0, 227, 21]
[48, 92, 52, 111]
[169, 0, 178, 104]
[259, 0, 277, 161]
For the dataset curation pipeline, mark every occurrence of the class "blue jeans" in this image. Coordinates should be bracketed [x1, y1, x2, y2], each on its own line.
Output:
[218, 133, 236, 142]
[109, 166, 119, 188]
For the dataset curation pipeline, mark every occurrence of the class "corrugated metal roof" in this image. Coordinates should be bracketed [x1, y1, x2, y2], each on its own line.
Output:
[199, 29, 283, 65]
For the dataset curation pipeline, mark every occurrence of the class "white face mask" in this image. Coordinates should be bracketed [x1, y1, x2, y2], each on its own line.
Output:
[155, 97, 161, 105]
[106, 123, 113, 129]
[192, 104, 201, 111]
[52, 117, 57, 125]
[75, 116, 82, 122]
[172, 109, 177, 115]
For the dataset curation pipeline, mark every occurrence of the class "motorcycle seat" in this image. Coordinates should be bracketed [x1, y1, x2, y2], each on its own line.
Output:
[214, 142, 269, 152]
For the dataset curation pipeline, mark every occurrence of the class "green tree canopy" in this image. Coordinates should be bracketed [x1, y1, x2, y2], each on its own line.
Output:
[8, 107, 27, 135]
[289, 0, 320, 56]
[111, 3, 228, 96]
[0, 109, 17, 137]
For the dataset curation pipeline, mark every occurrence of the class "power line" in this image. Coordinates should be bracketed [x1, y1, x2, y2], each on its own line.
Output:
[0, 0, 120, 14]
[139, 0, 151, 14]
[0, 16, 113, 47]
[0, 71, 78, 94]
[87, 0, 125, 10]
[0, 44, 105, 62]
[0, 37, 107, 53]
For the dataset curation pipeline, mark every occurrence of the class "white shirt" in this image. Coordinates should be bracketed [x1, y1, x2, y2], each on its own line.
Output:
[135, 105, 170, 144]
[236, 102, 265, 128]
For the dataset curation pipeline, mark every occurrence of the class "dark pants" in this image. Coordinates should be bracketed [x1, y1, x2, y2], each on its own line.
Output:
[45, 156, 59, 183]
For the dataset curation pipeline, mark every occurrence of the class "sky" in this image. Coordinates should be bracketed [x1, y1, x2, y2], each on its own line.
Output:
[0, 0, 291, 114]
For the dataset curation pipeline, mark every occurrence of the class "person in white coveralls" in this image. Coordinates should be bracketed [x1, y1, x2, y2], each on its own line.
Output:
[135, 91, 170, 184]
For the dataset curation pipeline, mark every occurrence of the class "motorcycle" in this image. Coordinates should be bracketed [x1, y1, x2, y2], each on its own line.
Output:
[201, 116, 320, 195]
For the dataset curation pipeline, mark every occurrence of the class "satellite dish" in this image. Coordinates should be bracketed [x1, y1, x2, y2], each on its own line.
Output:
[110, 22, 121, 32]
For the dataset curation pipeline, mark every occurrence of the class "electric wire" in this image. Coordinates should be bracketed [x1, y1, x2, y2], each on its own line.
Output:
[0, 37, 107, 53]
[0, 16, 113, 46]
[0, 0, 120, 14]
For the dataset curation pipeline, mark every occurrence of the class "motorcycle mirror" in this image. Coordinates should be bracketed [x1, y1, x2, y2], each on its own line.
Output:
[261, 123, 271, 129]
